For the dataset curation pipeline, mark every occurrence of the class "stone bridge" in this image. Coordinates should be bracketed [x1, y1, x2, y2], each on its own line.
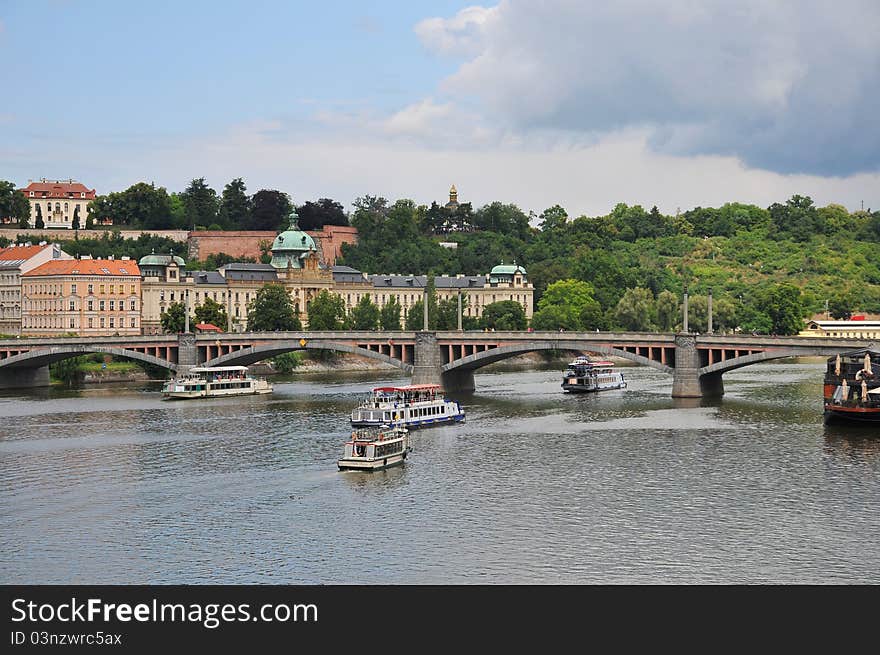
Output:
[0, 330, 872, 397]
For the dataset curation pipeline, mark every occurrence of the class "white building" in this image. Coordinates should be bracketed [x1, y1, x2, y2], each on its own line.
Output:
[19, 179, 97, 229]
[0, 242, 72, 334]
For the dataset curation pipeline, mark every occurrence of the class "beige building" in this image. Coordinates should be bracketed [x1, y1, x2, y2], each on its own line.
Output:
[19, 179, 98, 229]
[21, 258, 141, 336]
[800, 319, 880, 340]
[0, 242, 72, 334]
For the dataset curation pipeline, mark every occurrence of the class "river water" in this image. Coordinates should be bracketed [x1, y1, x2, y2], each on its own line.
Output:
[1, 361, 878, 584]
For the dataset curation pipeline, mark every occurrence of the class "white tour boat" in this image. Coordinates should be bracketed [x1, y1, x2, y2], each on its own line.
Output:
[338, 425, 411, 471]
[162, 365, 272, 399]
[350, 384, 465, 429]
[561, 355, 626, 393]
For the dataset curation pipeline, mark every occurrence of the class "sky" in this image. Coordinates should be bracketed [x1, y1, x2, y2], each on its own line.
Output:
[1, 0, 879, 218]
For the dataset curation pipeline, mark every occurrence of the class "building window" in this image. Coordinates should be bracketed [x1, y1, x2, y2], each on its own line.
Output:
[100, 317, 105, 328]
[130, 285, 135, 295]
[88, 300, 93, 311]
[109, 317, 114, 328]
[71, 284, 77, 294]
[160, 291, 165, 301]
[170, 270, 176, 279]
[109, 285, 114, 294]
[130, 317, 136, 328]
[69, 318, 75, 328]
[109, 300, 115, 311]
[170, 292, 175, 302]
[88, 283, 93, 294]
[130, 300, 136, 311]
[99, 300, 105, 311]
[99, 285, 105, 294]
[69, 300, 75, 311]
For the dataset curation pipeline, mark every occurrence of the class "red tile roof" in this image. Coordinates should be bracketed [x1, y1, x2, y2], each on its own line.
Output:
[0, 245, 50, 261]
[23, 259, 140, 277]
[19, 180, 96, 200]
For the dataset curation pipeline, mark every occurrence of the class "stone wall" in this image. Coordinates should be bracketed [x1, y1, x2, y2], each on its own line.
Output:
[186, 231, 277, 261]
[0, 228, 189, 243]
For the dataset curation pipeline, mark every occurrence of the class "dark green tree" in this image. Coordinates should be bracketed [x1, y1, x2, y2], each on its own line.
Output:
[480, 300, 527, 330]
[120, 183, 174, 228]
[34, 204, 44, 229]
[613, 287, 657, 331]
[194, 297, 228, 329]
[307, 290, 347, 330]
[349, 295, 380, 330]
[247, 284, 301, 331]
[250, 190, 292, 231]
[296, 198, 348, 230]
[218, 178, 251, 230]
[160, 302, 193, 333]
[379, 296, 402, 330]
[71, 206, 81, 230]
[0, 181, 30, 227]
[181, 178, 219, 229]
[761, 283, 806, 335]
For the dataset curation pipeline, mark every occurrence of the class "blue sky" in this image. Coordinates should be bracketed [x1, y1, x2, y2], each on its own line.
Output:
[2, 1, 879, 216]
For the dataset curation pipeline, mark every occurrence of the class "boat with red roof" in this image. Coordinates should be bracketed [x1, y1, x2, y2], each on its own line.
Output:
[562, 355, 626, 393]
[350, 384, 465, 429]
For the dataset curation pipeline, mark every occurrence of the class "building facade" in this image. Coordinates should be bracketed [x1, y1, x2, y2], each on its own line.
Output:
[21, 258, 141, 336]
[800, 319, 880, 340]
[18, 179, 98, 229]
[0, 242, 72, 334]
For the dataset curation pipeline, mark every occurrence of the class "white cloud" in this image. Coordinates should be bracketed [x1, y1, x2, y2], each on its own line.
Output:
[418, 0, 880, 176]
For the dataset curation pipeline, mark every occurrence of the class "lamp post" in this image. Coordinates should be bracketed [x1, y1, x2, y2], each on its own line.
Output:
[707, 288, 713, 334]
[682, 286, 689, 333]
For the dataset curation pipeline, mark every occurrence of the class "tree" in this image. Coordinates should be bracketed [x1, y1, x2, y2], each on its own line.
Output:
[181, 178, 219, 229]
[161, 302, 193, 333]
[0, 181, 30, 227]
[247, 284, 301, 331]
[71, 206, 81, 230]
[307, 290, 347, 330]
[380, 296, 402, 330]
[194, 297, 228, 329]
[437, 295, 463, 330]
[761, 283, 806, 335]
[119, 182, 174, 228]
[656, 290, 680, 331]
[349, 295, 380, 330]
[218, 178, 251, 230]
[769, 195, 822, 242]
[613, 287, 657, 331]
[34, 204, 44, 229]
[539, 205, 568, 231]
[296, 198, 348, 230]
[250, 190, 292, 231]
[481, 300, 527, 330]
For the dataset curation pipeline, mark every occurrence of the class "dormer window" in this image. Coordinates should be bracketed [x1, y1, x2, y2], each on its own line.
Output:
[29, 191, 34, 197]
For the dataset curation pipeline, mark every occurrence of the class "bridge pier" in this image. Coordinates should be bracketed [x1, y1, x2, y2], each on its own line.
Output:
[0, 365, 50, 390]
[411, 332, 443, 387]
[177, 333, 197, 372]
[442, 368, 475, 393]
[671, 334, 724, 398]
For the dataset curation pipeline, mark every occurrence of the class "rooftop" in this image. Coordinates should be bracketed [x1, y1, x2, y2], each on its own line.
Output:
[23, 259, 140, 277]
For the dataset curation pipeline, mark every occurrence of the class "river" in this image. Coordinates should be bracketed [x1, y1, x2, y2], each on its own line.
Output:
[1, 360, 878, 584]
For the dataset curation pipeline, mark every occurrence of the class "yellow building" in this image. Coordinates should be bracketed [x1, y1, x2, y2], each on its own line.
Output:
[800, 319, 880, 339]
[21, 258, 141, 336]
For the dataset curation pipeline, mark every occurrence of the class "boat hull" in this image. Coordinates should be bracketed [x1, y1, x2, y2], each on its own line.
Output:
[350, 413, 465, 429]
[824, 406, 880, 425]
[562, 381, 626, 393]
[338, 450, 408, 471]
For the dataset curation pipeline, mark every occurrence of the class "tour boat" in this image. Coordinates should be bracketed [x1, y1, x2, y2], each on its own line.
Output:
[823, 348, 880, 424]
[350, 384, 465, 428]
[162, 365, 272, 399]
[338, 425, 411, 471]
[561, 355, 627, 393]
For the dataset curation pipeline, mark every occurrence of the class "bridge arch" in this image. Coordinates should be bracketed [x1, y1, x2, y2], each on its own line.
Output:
[442, 341, 674, 375]
[700, 347, 834, 376]
[203, 341, 413, 373]
[0, 346, 177, 371]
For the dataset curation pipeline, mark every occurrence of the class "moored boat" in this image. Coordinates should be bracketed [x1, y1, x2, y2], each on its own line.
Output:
[162, 365, 272, 399]
[338, 425, 411, 471]
[823, 348, 880, 424]
[350, 384, 465, 429]
[561, 355, 626, 393]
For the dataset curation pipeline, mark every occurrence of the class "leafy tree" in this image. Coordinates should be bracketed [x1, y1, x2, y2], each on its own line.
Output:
[379, 296, 402, 330]
[194, 297, 228, 329]
[349, 295, 380, 330]
[218, 178, 251, 230]
[437, 295, 465, 330]
[405, 299, 426, 330]
[656, 289, 680, 331]
[769, 195, 822, 242]
[250, 190, 292, 231]
[307, 290, 347, 330]
[530, 305, 580, 331]
[272, 351, 303, 373]
[297, 198, 348, 230]
[539, 205, 568, 231]
[760, 283, 806, 335]
[613, 287, 657, 331]
[0, 181, 30, 227]
[119, 182, 174, 228]
[529, 279, 599, 331]
[161, 302, 193, 333]
[480, 300, 527, 330]
[181, 178, 219, 229]
[247, 284, 301, 331]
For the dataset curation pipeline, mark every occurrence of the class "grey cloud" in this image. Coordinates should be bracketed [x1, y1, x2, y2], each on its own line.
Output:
[421, 1, 880, 176]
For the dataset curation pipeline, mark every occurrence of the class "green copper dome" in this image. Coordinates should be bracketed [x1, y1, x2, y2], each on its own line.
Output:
[138, 252, 185, 267]
[490, 263, 527, 276]
[270, 209, 317, 269]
